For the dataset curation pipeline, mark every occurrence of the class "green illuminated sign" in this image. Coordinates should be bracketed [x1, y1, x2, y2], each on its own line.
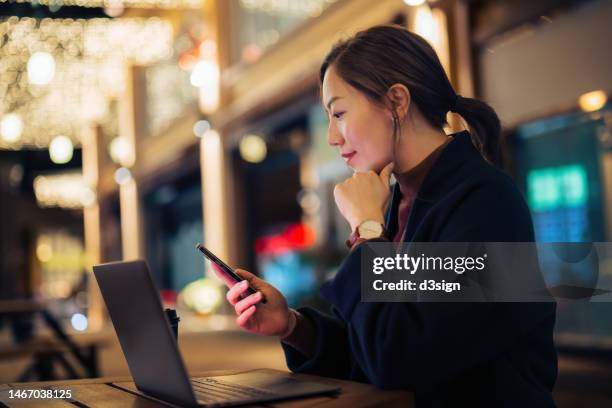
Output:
[527, 164, 587, 211]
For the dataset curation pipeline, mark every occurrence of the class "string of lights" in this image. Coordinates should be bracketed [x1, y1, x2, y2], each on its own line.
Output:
[239, 0, 338, 17]
[0, 16, 173, 149]
[0, 0, 201, 9]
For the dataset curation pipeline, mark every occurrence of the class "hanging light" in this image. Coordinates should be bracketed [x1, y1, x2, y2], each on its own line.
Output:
[27, 52, 56, 85]
[49, 135, 74, 164]
[0, 113, 23, 143]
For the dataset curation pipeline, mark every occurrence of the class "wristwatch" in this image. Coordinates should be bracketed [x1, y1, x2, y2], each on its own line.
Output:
[346, 220, 385, 248]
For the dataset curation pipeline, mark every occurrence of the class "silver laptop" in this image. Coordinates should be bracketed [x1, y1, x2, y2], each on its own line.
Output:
[93, 260, 340, 407]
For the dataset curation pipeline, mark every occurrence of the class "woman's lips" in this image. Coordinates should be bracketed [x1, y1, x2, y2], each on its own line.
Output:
[341, 151, 356, 163]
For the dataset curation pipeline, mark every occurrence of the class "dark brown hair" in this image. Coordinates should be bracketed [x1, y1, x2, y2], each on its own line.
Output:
[320, 25, 501, 165]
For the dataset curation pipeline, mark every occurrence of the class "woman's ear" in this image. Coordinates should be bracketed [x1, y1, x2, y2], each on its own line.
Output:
[386, 83, 411, 120]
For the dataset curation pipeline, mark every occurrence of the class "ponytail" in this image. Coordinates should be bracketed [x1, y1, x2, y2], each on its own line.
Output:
[453, 95, 502, 166]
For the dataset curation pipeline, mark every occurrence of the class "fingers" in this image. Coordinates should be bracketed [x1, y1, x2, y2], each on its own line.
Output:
[236, 305, 256, 327]
[236, 269, 269, 304]
[235, 269, 258, 284]
[235, 269, 264, 291]
[226, 280, 249, 305]
[379, 162, 395, 186]
[234, 291, 263, 315]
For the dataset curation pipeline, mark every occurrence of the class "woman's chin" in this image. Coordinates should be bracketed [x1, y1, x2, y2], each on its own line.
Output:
[350, 163, 367, 172]
[352, 162, 381, 173]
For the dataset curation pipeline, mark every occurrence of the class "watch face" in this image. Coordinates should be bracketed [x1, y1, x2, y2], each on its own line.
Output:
[358, 220, 383, 239]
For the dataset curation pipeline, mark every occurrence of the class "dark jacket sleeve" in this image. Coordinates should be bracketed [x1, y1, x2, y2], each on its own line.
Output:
[315, 179, 555, 391]
[281, 306, 354, 380]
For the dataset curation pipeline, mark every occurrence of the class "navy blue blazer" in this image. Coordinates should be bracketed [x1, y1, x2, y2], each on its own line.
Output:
[282, 131, 557, 407]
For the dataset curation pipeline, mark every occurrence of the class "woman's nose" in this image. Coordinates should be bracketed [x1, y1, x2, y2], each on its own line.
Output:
[327, 124, 344, 147]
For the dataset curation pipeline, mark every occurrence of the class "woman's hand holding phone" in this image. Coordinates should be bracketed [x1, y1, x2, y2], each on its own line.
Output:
[212, 264, 294, 338]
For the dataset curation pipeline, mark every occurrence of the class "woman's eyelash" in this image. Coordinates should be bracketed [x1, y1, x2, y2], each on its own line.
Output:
[332, 111, 345, 119]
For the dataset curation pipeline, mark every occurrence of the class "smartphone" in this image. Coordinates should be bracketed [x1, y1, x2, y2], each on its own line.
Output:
[195, 243, 266, 303]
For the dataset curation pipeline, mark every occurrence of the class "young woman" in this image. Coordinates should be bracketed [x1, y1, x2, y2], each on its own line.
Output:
[216, 25, 557, 407]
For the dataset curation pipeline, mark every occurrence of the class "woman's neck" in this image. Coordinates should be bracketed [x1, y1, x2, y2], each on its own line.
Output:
[393, 119, 449, 174]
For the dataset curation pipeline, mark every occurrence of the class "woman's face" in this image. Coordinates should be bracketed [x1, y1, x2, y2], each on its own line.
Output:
[322, 65, 395, 172]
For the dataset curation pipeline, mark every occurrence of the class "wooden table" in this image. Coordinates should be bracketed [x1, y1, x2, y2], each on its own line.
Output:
[0, 368, 414, 407]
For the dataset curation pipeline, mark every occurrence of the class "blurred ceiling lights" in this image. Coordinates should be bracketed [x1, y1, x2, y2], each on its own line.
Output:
[579, 90, 608, 112]
[239, 0, 338, 17]
[49, 135, 74, 163]
[0, 0, 201, 9]
[239, 134, 267, 163]
[33, 171, 95, 208]
[145, 61, 198, 137]
[0, 16, 173, 150]
[403, 0, 426, 6]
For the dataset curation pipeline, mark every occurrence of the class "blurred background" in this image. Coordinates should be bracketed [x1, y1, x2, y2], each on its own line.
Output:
[0, 0, 611, 406]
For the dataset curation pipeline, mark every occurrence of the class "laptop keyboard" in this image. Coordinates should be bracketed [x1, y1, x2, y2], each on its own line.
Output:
[191, 377, 278, 405]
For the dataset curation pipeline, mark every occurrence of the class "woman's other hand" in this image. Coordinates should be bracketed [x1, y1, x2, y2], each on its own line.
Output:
[334, 162, 394, 231]
[213, 264, 293, 338]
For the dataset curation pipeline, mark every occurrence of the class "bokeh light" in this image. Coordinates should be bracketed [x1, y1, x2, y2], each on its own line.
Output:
[71, 313, 88, 331]
[190, 60, 219, 88]
[49, 135, 74, 164]
[34, 173, 93, 209]
[0, 113, 23, 143]
[239, 134, 267, 163]
[180, 278, 223, 315]
[114, 167, 132, 185]
[192, 119, 211, 137]
[27, 52, 56, 85]
[579, 90, 607, 112]
[109, 136, 133, 166]
[403, 0, 426, 6]
[36, 242, 53, 263]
